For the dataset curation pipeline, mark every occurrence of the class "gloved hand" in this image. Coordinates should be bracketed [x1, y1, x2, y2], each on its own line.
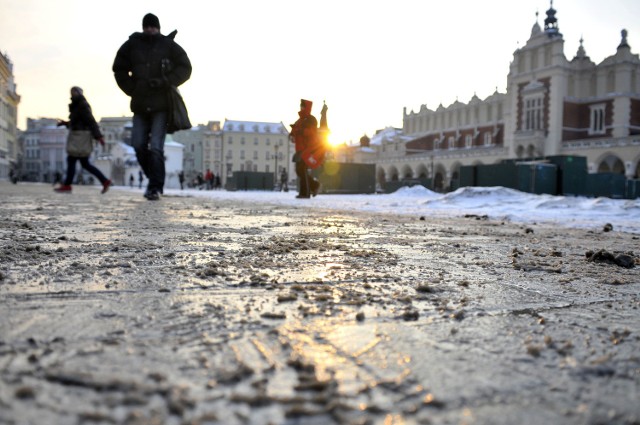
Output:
[57, 119, 69, 127]
[98, 137, 105, 147]
[148, 78, 165, 88]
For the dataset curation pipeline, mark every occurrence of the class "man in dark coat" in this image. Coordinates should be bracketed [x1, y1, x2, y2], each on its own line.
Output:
[112, 13, 192, 201]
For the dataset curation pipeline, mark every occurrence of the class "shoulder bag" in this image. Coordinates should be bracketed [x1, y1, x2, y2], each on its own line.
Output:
[161, 56, 192, 134]
[167, 86, 192, 134]
[66, 130, 94, 157]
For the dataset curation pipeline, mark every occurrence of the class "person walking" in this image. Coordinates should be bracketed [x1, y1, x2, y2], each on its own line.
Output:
[289, 99, 320, 198]
[129, 173, 135, 188]
[54, 86, 111, 194]
[53, 171, 62, 186]
[280, 168, 288, 192]
[112, 13, 192, 201]
[178, 170, 185, 190]
[9, 167, 18, 184]
[205, 168, 213, 190]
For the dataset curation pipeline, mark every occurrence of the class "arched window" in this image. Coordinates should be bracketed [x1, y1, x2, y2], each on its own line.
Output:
[589, 104, 606, 135]
[484, 132, 492, 146]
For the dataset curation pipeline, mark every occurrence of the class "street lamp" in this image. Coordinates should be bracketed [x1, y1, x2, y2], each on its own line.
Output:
[274, 143, 279, 186]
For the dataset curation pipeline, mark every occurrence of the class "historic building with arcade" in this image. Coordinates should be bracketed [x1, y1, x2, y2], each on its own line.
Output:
[357, 4, 640, 191]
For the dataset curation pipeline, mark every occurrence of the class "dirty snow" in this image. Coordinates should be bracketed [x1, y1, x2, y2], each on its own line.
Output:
[157, 185, 640, 234]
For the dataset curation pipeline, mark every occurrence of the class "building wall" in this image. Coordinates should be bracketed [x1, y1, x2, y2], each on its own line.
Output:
[385, 7, 640, 189]
[170, 121, 221, 185]
[0, 51, 20, 179]
[221, 120, 291, 186]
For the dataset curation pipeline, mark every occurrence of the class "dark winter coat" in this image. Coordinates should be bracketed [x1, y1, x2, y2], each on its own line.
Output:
[69, 95, 102, 140]
[112, 31, 192, 114]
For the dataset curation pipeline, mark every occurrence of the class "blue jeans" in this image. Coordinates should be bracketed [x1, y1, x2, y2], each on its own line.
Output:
[64, 156, 108, 186]
[131, 112, 167, 193]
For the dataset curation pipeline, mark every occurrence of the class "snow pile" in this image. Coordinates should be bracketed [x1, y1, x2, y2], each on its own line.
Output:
[161, 185, 640, 234]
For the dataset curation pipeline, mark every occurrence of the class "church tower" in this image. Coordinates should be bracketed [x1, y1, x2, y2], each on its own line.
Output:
[505, 1, 569, 159]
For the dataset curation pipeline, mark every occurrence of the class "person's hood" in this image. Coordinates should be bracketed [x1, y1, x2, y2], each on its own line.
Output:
[128, 31, 164, 41]
[300, 99, 313, 117]
[70, 94, 87, 105]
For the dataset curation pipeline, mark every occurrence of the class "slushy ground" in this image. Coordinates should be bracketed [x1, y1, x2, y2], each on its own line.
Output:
[1, 182, 638, 425]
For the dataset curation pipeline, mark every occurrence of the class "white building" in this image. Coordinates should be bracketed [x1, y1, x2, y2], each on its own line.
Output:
[164, 137, 185, 189]
[221, 120, 291, 186]
[171, 121, 221, 184]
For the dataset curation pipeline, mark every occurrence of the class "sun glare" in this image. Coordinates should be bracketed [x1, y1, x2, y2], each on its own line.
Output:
[326, 132, 343, 147]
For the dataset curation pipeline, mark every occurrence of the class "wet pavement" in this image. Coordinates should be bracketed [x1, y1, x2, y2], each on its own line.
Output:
[0, 182, 639, 425]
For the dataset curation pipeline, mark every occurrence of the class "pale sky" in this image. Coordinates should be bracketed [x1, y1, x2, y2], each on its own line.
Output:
[1, 0, 639, 144]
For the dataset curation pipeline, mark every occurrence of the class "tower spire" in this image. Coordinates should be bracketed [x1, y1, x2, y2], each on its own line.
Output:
[575, 36, 589, 60]
[544, 0, 561, 38]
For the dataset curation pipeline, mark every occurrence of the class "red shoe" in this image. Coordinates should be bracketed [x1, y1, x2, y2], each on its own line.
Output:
[54, 185, 72, 193]
[101, 179, 112, 194]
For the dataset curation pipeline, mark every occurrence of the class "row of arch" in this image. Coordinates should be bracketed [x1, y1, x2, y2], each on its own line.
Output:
[376, 153, 640, 192]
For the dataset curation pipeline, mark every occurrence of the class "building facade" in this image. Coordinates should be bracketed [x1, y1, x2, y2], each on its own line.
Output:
[0, 51, 21, 180]
[364, 4, 640, 191]
[21, 118, 56, 181]
[221, 120, 291, 186]
[172, 121, 221, 185]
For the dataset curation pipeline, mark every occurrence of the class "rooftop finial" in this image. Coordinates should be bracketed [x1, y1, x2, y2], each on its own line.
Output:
[575, 35, 588, 59]
[531, 9, 542, 36]
[618, 29, 630, 49]
[544, 0, 561, 38]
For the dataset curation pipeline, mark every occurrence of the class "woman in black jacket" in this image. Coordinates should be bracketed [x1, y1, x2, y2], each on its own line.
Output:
[54, 86, 111, 194]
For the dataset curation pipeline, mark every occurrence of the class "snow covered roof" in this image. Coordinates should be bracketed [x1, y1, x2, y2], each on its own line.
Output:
[118, 141, 135, 154]
[223, 119, 288, 134]
[165, 140, 184, 148]
[369, 127, 410, 145]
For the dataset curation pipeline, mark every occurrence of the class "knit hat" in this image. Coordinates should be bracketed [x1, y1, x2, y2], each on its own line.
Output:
[71, 86, 83, 96]
[142, 13, 160, 29]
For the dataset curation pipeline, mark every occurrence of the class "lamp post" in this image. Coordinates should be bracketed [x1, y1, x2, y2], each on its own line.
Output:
[274, 143, 279, 188]
[430, 155, 434, 190]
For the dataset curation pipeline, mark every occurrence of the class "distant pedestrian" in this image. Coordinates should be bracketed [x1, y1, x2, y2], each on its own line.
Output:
[138, 170, 144, 189]
[178, 170, 185, 190]
[196, 173, 204, 190]
[54, 86, 112, 194]
[53, 171, 62, 186]
[280, 168, 288, 192]
[205, 168, 213, 190]
[113, 12, 192, 201]
[9, 168, 18, 184]
[129, 173, 135, 188]
[214, 174, 221, 190]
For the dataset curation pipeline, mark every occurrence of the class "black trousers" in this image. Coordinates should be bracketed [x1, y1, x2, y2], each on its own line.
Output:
[64, 156, 108, 186]
[295, 159, 309, 197]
